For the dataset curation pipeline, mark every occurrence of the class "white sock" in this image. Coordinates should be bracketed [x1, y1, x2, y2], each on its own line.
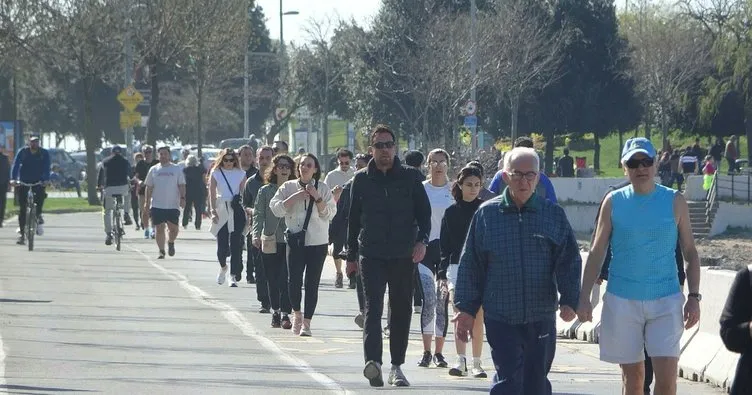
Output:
[472, 357, 482, 365]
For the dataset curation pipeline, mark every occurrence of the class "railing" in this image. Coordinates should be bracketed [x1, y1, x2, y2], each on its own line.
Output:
[705, 172, 718, 219]
[713, 171, 752, 205]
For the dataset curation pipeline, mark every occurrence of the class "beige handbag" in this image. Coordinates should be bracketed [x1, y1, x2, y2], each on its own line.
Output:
[260, 217, 282, 254]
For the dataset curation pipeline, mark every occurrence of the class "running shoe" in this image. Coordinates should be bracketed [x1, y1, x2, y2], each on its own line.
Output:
[470, 359, 487, 378]
[388, 365, 410, 387]
[449, 356, 467, 376]
[271, 312, 281, 328]
[434, 353, 448, 368]
[363, 360, 384, 387]
[217, 265, 228, 285]
[168, 242, 175, 257]
[417, 351, 432, 367]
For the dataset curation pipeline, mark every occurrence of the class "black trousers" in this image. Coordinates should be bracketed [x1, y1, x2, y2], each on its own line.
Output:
[130, 187, 140, 227]
[182, 193, 204, 228]
[262, 243, 291, 313]
[360, 256, 415, 366]
[17, 185, 46, 232]
[287, 244, 328, 319]
[216, 208, 246, 280]
[249, 243, 269, 308]
[0, 182, 7, 225]
[355, 274, 365, 312]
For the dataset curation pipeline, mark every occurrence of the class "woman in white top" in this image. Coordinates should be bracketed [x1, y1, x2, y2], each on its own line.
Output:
[417, 148, 454, 369]
[208, 149, 248, 287]
[270, 153, 336, 336]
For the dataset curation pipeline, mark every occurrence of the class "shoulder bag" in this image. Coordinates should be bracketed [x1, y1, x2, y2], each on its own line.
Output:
[285, 181, 316, 250]
[219, 168, 243, 213]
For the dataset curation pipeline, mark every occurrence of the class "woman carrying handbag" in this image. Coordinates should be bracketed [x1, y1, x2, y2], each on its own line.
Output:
[209, 149, 248, 287]
[270, 153, 336, 336]
[252, 154, 295, 330]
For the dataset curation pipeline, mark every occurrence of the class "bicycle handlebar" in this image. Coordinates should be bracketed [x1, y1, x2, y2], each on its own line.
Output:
[16, 181, 44, 187]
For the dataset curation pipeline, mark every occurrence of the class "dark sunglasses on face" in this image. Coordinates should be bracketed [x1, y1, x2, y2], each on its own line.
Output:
[372, 141, 395, 150]
[625, 157, 654, 169]
[223, 156, 235, 163]
[277, 163, 291, 170]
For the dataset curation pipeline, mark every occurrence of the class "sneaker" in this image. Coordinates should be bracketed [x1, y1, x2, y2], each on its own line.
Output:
[383, 326, 390, 338]
[300, 321, 312, 337]
[217, 265, 228, 285]
[281, 315, 292, 330]
[144, 229, 150, 239]
[334, 272, 343, 288]
[348, 277, 356, 289]
[271, 312, 281, 328]
[470, 359, 487, 378]
[448, 356, 468, 377]
[37, 215, 44, 225]
[105, 234, 113, 245]
[168, 242, 175, 257]
[259, 307, 271, 314]
[124, 213, 133, 225]
[247, 275, 255, 284]
[388, 365, 410, 387]
[363, 361, 384, 387]
[414, 305, 422, 315]
[36, 224, 43, 236]
[354, 312, 364, 329]
[291, 313, 303, 335]
[230, 277, 238, 287]
[158, 250, 166, 259]
[195, 225, 200, 230]
[150, 229, 156, 239]
[434, 352, 448, 368]
[16, 227, 21, 234]
[417, 350, 432, 367]
[16, 236, 25, 245]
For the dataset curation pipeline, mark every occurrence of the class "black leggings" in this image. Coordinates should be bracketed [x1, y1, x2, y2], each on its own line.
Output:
[17, 185, 46, 232]
[216, 207, 246, 280]
[263, 243, 291, 314]
[287, 244, 328, 319]
[182, 194, 204, 228]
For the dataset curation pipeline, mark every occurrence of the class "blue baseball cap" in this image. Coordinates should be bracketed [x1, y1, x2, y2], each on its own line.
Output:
[112, 145, 123, 154]
[621, 137, 656, 162]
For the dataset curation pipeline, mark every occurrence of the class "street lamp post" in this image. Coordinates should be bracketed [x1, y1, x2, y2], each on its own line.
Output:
[470, 0, 478, 152]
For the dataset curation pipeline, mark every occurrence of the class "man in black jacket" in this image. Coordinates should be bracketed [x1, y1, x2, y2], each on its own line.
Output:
[97, 146, 133, 245]
[0, 150, 9, 227]
[347, 125, 431, 388]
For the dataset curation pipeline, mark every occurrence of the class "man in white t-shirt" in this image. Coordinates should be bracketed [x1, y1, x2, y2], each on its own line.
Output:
[323, 149, 356, 288]
[144, 146, 186, 259]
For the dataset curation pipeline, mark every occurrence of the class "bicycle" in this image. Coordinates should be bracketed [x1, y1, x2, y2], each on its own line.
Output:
[111, 194, 125, 251]
[18, 181, 43, 251]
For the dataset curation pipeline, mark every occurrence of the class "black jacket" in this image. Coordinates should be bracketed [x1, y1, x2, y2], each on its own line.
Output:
[438, 198, 482, 280]
[0, 152, 9, 185]
[347, 157, 431, 261]
[183, 165, 206, 199]
[97, 154, 130, 187]
[720, 265, 752, 395]
[329, 177, 353, 244]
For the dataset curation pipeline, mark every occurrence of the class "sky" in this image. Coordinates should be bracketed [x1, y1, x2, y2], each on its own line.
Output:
[256, 0, 382, 44]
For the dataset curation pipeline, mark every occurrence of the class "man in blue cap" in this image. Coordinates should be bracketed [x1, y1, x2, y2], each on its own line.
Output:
[98, 145, 133, 245]
[578, 137, 701, 395]
[11, 135, 51, 244]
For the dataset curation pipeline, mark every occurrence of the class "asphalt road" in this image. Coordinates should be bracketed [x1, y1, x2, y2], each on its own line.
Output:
[0, 213, 724, 394]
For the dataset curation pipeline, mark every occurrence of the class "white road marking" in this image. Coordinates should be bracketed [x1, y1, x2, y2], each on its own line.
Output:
[129, 246, 353, 395]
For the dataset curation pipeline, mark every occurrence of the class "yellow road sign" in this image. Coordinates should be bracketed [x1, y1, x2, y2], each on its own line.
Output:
[120, 110, 141, 129]
[117, 85, 144, 111]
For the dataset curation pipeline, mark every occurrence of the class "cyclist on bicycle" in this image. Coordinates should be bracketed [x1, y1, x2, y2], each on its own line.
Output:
[11, 135, 50, 245]
[97, 145, 133, 245]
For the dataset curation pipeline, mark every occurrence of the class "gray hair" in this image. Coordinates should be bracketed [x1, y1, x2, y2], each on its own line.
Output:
[186, 155, 198, 167]
[503, 147, 540, 172]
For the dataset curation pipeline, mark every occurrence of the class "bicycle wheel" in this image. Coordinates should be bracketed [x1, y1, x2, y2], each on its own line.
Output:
[27, 204, 36, 252]
[114, 209, 122, 251]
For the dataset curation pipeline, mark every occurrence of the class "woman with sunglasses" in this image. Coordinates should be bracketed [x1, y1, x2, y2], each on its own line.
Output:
[270, 153, 336, 336]
[252, 154, 295, 330]
[416, 148, 453, 369]
[209, 149, 248, 287]
[578, 138, 701, 395]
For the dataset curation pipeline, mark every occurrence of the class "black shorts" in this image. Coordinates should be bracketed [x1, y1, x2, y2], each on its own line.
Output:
[150, 208, 180, 225]
[332, 239, 345, 259]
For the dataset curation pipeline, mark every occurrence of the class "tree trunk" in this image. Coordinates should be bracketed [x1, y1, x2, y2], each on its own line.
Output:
[146, 60, 160, 146]
[196, 83, 203, 160]
[746, 97, 752, 165]
[82, 77, 100, 206]
[661, 113, 669, 150]
[617, 129, 624, 168]
[510, 95, 520, 142]
[322, 86, 329, 156]
[544, 127, 555, 175]
[594, 133, 601, 172]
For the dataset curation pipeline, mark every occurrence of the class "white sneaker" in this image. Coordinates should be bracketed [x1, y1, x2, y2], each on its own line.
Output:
[470, 359, 487, 378]
[217, 266, 228, 285]
[36, 224, 44, 236]
[230, 277, 238, 287]
[448, 356, 467, 377]
[413, 305, 422, 315]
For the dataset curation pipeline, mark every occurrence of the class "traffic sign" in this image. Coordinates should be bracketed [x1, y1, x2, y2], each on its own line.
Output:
[120, 110, 141, 129]
[464, 100, 477, 115]
[275, 107, 288, 121]
[117, 85, 144, 111]
[463, 115, 477, 127]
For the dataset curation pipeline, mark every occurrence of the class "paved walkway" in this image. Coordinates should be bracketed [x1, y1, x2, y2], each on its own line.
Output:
[0, 213, 724, 394]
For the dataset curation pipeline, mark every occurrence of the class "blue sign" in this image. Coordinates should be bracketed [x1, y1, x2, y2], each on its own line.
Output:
[463, 115, 477, 127]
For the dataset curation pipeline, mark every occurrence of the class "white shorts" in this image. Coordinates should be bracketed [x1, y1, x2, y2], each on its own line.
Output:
[446, 264, 459, 290]
[599, 292, 684, 364]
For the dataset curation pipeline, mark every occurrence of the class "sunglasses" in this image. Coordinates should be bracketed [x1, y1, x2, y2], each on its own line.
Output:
[372, 141, 395, 150]
[430, 160, 448, 167]
[276, 163, 291, 170]
[508, 171, 538, 181]
[222, 156, 236, 163]
[625, 157, 654, 169]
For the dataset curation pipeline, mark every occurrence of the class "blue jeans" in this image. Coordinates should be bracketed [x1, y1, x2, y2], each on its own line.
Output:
[485, 318, 556, 395]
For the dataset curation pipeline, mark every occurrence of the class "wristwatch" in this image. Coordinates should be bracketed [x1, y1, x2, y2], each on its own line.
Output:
[688, 293, 702, 302]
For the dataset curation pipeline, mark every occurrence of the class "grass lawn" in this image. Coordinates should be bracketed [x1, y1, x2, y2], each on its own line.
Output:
[560, 132, 748, 178]
[4, 197, 100, 220]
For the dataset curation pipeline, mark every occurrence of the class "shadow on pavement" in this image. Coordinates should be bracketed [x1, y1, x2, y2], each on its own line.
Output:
[0, 384, 94, 392]
[0, 298, 52, 303]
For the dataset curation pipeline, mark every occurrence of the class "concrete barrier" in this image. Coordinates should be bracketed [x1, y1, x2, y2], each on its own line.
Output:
[678, 268, 740, 388]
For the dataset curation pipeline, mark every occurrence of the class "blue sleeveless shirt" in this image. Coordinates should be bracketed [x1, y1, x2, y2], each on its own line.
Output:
[607, 184, 680, 300]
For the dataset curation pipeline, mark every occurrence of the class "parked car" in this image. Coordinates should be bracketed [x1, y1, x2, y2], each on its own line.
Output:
[191, 148, 221, 171]
[48, 148, 86, 182]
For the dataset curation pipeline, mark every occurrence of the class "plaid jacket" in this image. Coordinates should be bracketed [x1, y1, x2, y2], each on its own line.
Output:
[454, 188, 581, 324]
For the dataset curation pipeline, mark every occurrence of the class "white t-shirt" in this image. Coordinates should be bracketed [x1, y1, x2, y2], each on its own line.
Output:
[423, 179, 454, 241]
[211, 168, 246, 201]
[145, 163, 186, 209]
[324, 168, 355, 189]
